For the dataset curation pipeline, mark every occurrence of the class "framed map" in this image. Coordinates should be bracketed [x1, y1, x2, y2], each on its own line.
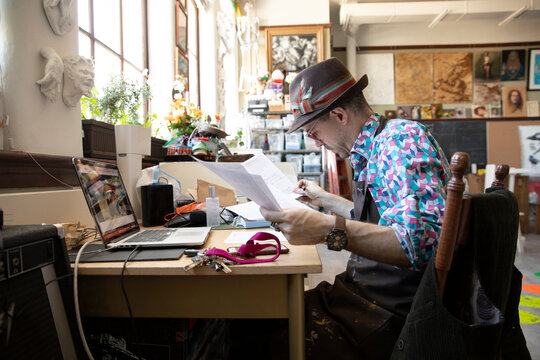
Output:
[395, 53, 433, 104]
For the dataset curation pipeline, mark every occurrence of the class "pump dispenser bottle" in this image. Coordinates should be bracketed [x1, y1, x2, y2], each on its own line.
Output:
[206, 186, 220, 227]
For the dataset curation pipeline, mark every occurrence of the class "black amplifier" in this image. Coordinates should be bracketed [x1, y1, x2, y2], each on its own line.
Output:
[0, 225, 57, 281]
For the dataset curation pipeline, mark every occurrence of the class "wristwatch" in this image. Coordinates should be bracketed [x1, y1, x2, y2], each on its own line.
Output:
[325, 215, 348, 251]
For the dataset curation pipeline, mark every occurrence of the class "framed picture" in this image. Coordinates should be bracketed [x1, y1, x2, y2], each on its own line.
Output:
[502, 49, 525, 81]
[176, 2, 187, 53]
[528, 48, 540, 90]
[489, 103, 501, 117]
[473, 105, 488, 118]
[175, 47, 189, 81]
[527, 101, 540, 117]
[265, 25, 324, 72]
[502, 86, 527, 117]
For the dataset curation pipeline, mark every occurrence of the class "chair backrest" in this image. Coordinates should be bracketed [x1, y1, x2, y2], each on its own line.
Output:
[435, 152, 510, 299]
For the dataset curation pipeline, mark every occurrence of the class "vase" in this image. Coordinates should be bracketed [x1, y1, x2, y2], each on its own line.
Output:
[114, 124, 152, 220]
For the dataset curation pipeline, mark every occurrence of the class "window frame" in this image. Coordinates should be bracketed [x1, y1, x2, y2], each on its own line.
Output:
[175, 0, 200, 105]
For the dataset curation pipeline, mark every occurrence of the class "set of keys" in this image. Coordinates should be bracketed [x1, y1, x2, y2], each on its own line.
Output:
[183, 251, 233, 273]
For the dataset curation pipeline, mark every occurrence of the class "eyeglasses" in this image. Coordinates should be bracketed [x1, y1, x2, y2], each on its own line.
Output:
[305, 118, 320, 140]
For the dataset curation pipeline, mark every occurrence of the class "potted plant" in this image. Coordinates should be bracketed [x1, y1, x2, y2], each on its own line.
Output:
[81, 72, 163, 160]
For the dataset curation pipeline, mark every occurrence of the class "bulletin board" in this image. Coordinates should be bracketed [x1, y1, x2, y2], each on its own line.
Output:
[487, 120, 540, 168]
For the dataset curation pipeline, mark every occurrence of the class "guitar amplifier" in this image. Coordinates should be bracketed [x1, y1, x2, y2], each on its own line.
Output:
[0, 224, 80, 359]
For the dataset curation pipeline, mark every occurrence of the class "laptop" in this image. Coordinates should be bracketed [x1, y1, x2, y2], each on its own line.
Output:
[72, 157, 211, 249]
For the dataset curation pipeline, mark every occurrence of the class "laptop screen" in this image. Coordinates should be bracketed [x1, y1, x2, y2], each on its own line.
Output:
[73, 158, 139, 245]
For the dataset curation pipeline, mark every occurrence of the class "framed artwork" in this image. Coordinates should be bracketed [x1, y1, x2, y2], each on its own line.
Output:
[411, 105, 422, 119]
[502, 86, 527, 117]
[395, 53, 433, 104]
[433, 52, 472, 103]
[397, 106, 411, 119]
[527, 101, 540, 117]
[473, 105, 488, 118]
[473, 51, 501, 82]
[489, 104, 501, 117]
[265, 25, 324, 72]
[501, 49, 525, 81]
[385, 110, 397, 119]
[176, 2, 187, 53]
[175, 48, 189, 81]
[528, 48, 540, 90]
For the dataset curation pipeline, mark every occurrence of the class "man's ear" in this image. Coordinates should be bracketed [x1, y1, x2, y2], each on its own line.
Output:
[330, 107, 348, 125]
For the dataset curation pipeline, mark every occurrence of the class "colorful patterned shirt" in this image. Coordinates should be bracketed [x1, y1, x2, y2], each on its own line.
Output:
[349, 113, 450, 269]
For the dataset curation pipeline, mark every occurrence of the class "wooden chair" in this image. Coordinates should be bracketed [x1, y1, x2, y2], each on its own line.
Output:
[391, 152, 530, 359]
[436, 152, 510, 299]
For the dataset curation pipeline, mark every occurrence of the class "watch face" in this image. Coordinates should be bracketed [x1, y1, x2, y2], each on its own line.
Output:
[326, 229, 347, 251]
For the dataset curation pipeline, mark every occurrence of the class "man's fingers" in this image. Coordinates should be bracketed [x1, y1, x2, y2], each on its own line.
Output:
[259, 207, 287, 222]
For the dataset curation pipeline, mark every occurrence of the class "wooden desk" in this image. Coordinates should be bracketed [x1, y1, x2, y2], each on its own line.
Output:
[76, 229, 322, 360]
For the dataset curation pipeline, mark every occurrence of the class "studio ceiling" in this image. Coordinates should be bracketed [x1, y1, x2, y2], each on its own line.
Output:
[335, 0, 540, 32]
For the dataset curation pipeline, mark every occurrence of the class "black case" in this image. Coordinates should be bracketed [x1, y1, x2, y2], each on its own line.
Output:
[141, 184, 174, 227]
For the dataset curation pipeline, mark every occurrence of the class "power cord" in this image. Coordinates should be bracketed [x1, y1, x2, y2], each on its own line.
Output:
[120, 245, 142, 358]
[73, 239, 101, 360]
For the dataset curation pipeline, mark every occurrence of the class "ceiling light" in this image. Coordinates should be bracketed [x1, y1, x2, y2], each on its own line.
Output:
[498, 5, 528, 26]
[428, 9, 448, 28]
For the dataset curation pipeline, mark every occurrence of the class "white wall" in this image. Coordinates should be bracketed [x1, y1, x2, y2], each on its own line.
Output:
[0, 0, 82, 156]
[256, 0, 330, 26]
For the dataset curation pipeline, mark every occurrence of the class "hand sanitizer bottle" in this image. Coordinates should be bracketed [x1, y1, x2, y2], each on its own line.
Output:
[206, 186, 220, 227]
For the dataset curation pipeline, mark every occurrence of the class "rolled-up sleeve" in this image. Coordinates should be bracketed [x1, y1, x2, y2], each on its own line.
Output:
[370, 127, 449, 269]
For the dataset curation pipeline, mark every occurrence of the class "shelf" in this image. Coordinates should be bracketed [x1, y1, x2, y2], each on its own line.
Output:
[249, 110, 291, 116]
[263, 149, 321, 154]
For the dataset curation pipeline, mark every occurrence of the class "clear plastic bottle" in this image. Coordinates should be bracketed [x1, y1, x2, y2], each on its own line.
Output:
[206, 186, 220, 227]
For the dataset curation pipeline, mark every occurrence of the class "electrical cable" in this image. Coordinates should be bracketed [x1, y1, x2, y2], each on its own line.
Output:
[73, 238, 101, 360]
[120, 245, 142, 358]
[26, 152, 75, 188]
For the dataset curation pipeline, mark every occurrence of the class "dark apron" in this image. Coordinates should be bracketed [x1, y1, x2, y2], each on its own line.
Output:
[347, 116, 423, 318]
[304, 116, 425, 360]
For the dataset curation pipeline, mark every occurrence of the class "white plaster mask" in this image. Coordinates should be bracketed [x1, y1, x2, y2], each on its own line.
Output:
[43, 0, 74, 35]
[36, 47, 64, 103]
[62, 56, 94, 107]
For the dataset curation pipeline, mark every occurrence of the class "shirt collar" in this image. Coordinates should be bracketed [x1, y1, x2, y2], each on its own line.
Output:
[349, 113, 383, 163]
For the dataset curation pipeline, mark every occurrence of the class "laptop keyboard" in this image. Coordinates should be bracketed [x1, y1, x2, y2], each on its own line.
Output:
[124, 230, 175, 243]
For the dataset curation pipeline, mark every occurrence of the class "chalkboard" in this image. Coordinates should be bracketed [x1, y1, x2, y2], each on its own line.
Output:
[421, 120, 486, 168]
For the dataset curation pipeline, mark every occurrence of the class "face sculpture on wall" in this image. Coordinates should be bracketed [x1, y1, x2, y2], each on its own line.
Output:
[43, 0, 75, 35]
[36, 47, 64, 103]
[62, 56, 94, 107]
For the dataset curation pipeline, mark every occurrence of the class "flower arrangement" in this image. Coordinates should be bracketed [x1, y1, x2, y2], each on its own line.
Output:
[165, 98, 221, 145]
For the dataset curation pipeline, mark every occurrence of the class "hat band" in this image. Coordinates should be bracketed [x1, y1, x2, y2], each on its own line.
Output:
[291, 73, 356, 117]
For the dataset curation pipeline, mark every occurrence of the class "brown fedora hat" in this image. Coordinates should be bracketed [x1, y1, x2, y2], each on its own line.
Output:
[287, 57, 368, 134]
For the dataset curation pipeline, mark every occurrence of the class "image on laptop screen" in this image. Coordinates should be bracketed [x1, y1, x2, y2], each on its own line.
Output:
[73, 158, 140, 245]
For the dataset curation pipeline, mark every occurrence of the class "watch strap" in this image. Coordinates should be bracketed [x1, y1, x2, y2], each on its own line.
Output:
[334, 215, 346, 231]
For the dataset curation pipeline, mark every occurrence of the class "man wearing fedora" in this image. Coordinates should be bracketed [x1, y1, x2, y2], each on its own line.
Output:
[260, 57, 450, 359]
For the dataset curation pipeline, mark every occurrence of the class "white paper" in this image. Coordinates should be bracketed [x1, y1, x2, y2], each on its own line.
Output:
[194, 154, 307, 213]
[224, 230, 288, 244]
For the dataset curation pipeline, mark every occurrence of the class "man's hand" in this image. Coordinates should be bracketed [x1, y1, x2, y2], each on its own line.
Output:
[295, 179, 327, 208]
[295, 179, 354, 218]
[260, 207, 333, 245]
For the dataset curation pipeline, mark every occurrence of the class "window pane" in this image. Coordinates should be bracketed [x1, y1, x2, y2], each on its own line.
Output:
[78, 0, 90, 32]
[188, 52, 199, 106]
[124, 64, 144, 123]
[122, 0, 144, 69]
[187, 0, 198, 57]
[94, 0, 121, 53]
[94, 43, 121, 91]
[78, 32, 92, 59]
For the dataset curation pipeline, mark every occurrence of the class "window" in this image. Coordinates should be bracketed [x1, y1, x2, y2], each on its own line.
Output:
[176, 0, 199, 105]
[78, 0, 147, 91]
